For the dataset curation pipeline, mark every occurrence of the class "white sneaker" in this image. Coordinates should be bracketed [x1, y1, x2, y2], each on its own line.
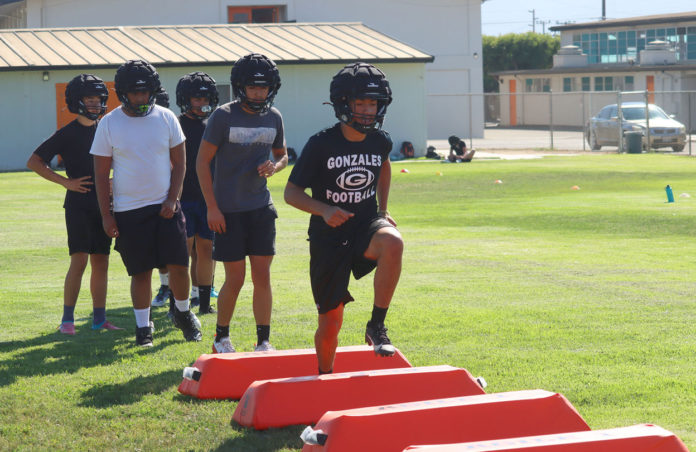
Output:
[254, 340, 276, 352]
[212, 336, 235, 353]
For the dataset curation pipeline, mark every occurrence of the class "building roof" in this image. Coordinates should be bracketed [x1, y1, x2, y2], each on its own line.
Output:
[493, 63, 696, 77]
[550, 11, 696, 32]
[0, 22, 433, 71]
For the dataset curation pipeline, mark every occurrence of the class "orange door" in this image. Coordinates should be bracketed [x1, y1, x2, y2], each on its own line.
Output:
[55, 81, 120, 129]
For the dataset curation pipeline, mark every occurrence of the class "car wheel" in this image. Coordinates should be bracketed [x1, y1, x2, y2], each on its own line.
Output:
[672, 145, 685, 152]
[588, 130, 601, 150]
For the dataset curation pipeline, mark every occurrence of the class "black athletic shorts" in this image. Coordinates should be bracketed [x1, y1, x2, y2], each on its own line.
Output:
[181, 200, 214, 240]
[114, 202, 189, 276]
[65, 203, 111, 256]
[309, 216, 394, 314]
[212, 204, 277, 262]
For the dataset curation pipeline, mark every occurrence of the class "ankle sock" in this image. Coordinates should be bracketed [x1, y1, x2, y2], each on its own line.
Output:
[62, 305, 75, 323]
[92, 307, 106, 326]
[256, 324, 270, 344]
[134, 308, 150, 328]
[198, 285, 211, 310]
[370, 306, 388, 325]
[215, 325, 229, 342]
[174, 298, 190, 312]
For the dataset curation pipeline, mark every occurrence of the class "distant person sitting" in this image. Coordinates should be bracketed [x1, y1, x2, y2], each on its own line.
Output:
[448, 135, 475, 162]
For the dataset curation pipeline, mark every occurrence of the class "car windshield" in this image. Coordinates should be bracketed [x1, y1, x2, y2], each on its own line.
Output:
[621, 106, 669, 121]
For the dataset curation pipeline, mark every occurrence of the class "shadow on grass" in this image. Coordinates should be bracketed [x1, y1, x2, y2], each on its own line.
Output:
[79, 368, 183, 408]
[0, 307, 185, 388]
[213, 424, 305, 452]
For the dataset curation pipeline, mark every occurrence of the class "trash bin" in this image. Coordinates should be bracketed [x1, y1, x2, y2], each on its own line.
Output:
[624, 131, 643, 154]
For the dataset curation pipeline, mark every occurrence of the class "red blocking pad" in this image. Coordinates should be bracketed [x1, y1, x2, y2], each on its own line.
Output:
[178, 345, 412, 400]
[300, 390, 590, 452]
[402, 424, 689, 451]
[233, 365, 486, 430]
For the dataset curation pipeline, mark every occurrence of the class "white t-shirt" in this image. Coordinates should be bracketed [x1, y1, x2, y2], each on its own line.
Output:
[90, 105, 186, 212]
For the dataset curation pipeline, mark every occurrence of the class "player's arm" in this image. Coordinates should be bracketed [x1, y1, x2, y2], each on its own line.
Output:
[160, 141, 185, 219]
[284, 181, 353, 228]
[196, 138, 226, 233]
[93, 155, 118, 238]
[26, 154, 92, 193]
[257, 146, 288, 178]
[376, 159, 396, 226]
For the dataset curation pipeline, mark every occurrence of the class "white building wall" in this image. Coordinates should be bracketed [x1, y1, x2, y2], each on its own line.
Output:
[0, 62, 426, 171]
[24, 0, 483, 140]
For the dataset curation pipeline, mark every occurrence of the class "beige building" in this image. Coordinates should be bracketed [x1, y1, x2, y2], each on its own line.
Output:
[494, 12, 696, 130]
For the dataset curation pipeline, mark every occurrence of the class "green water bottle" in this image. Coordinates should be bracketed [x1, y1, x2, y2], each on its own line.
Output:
[666, 185, 674, 203]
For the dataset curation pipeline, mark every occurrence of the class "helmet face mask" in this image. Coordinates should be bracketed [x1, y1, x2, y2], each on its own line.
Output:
[176, 71, 219, 119]
[330, 62, 392, 134]
[65, 74, 109, 121]
[114, 60, 161, 117]
[230, 53, 281, 114]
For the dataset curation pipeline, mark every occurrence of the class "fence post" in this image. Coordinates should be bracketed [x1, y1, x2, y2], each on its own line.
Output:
[689, 92, 692, 156]
[582, 93, 586, 151]
[549, 90, 554, 150]
[469, 92, 473, 150]
[644, 90, 651, 153]
[617, 91, 624, 153]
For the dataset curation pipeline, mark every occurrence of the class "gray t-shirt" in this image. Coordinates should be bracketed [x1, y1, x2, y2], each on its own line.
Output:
[203, 101, 285, 212]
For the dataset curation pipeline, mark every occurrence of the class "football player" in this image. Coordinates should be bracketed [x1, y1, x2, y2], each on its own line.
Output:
[27, 74, 122, 334]
[284, 62, 403, 373]
[91, 60, 202, 347]
[197, 53, 288, 353]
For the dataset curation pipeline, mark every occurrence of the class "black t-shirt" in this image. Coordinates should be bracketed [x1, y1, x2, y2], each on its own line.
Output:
[288, 123, 392, 239]
[179, 114, 207, 203]
[33, 119, 98, 209]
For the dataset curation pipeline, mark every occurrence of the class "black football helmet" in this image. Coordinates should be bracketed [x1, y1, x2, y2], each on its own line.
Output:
[155, 88, 170, 108]
[114, 59, 161, 116]
[65, 74, 109, 120]
[230, 53, 281, 113]
[176, 71, 219, 118]
[330, 62, 392, 134]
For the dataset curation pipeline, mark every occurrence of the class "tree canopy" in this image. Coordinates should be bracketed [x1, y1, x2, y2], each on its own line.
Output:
[483, 33, 560, 92]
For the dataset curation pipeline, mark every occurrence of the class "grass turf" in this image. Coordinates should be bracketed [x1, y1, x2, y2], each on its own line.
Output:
[0, 154, 694, 450]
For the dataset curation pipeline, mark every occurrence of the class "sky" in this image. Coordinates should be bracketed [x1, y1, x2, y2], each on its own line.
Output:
[482, 0, 696, 36]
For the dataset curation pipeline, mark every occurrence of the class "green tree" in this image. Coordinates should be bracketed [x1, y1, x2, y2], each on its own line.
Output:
[483, 33, 560, 92]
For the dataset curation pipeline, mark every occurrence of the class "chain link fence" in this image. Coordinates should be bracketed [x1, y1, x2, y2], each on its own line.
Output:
[469, 90, 696, 154]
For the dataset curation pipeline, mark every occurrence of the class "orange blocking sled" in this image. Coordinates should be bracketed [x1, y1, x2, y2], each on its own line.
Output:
[233, 365, 486, 430]
[178, 345, 412, 399]
[402, 424, 689, 451]
[300, 389, 590, 452]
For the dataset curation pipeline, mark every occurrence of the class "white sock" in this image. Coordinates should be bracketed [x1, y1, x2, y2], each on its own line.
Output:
[134, 308, 150, 328]
[175, 298, 190, 312]
[190, 286, 199, 298]
[160, 272, 169, 286]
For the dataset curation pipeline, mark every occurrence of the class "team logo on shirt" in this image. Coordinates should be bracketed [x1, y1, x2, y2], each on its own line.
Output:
[336, 167, 374, 191]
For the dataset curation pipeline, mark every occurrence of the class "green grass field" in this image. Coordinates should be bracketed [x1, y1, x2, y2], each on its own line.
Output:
[1, 154, 695, 451]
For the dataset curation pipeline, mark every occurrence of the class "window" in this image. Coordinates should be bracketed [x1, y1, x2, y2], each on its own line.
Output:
[525, 78, 550, 92]
[563, 77, 572, 92]
[228, 5, 281, 23]
[595, 76, 603, 91]
[604, 76, 613, 91]
[624, 76, 634, 91]
[581, 77, 590, 91]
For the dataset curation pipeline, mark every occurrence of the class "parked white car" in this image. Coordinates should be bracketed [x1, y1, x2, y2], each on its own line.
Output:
[586, 102, 686, 152]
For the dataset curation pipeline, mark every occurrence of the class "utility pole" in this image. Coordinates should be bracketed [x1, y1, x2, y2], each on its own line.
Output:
[537, 19, 551, 34]
[529, 9, 536, 33]
[602, 0, 606, 20]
